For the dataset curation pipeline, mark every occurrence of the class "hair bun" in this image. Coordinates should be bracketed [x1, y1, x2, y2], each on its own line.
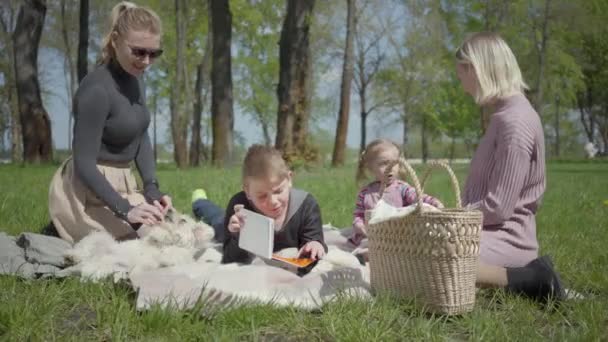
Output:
[111, 1, 137, 28]
[119, 1, 137, 12]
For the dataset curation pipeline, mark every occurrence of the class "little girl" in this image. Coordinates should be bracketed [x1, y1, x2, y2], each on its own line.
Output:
[349, 139, 443, 246]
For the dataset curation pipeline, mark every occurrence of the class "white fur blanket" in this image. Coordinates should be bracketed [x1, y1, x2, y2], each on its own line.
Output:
[130, 245, 370, 312]
[59, 213, 371, 312]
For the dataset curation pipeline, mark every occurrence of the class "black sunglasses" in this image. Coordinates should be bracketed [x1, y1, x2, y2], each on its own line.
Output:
[128, 45, 163, 59]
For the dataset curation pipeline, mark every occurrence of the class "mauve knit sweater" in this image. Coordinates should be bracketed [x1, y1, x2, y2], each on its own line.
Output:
[463, 93, 546, 267]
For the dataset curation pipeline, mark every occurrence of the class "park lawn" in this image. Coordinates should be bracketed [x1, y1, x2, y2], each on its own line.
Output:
[0, 162, 607, 341]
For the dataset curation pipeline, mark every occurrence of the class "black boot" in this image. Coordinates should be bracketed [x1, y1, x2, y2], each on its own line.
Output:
[40, 221, 59, 237]
[506, 255, 566, 302]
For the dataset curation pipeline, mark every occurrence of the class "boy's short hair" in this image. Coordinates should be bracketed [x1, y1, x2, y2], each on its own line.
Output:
[242, 145, 290, 182]
[455, 32, 528, 105]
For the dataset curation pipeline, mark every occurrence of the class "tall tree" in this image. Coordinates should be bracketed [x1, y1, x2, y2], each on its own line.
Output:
[353, 0, 388, 179]
[355, 27, 385, 156]
[331, 0, 355, 167]
[211, 0, 235, 166]
[59, 0, 77, 150]
[12, 0, 52, 163]
[0, 1, 21, 162]
[275, 0, 315, 154]
[77, 0, 89, 82]
[171, 0, 190, 167]
[577, 31, 608, 152]
[189, 27, 212, 167]
[530, 0, 552, 113]
[378, 0, 446, 161]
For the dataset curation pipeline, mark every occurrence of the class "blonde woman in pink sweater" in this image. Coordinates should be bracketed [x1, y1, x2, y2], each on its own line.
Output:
[455, 32, 565, 302]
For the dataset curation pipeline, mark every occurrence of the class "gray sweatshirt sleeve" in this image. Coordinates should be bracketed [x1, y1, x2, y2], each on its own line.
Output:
[135, 130, 163, 202]
[72, 84, 133, 219]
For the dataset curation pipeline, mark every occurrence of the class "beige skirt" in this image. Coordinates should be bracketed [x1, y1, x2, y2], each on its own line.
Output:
[48, 158, 146, 243]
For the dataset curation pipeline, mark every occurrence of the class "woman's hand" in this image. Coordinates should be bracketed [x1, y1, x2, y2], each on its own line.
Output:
[127, 202, 164, 226]
[153, 195, 173, 216]
[298, 241, 325, 260]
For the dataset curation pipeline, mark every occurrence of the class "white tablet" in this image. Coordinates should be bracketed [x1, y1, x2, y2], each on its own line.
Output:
[238, 208, 275, 259]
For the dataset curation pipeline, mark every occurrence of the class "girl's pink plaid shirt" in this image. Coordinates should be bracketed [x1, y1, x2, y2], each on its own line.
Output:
[352, 179, 443, 226]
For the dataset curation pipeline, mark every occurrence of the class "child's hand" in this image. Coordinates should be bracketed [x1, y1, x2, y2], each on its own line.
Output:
[349, 221, 368, 246]
[298, 241, 325, 260]
[348, 233, 364, 246]
[228, 204, 245, 233]
[352, 221, 367, 238]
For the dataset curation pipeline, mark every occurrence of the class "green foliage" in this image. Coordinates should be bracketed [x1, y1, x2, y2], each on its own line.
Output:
[146, 0, 210, 100]
[231, 0, 284, 144]
[433, 74, 480, 142]
[10, 0, 608, 163]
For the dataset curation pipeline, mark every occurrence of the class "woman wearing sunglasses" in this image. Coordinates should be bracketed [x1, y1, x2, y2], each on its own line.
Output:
[48, 1, 171, 243]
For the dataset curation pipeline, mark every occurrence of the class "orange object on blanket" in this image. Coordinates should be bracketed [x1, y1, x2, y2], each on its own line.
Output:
[269, 254, 318, 276]
[271, 255, 316, 267]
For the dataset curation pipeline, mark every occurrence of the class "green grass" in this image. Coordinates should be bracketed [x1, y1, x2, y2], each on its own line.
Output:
[1, 162, 607, 341]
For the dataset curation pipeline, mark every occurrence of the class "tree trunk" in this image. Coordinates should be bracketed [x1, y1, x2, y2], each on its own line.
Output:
[0, 4, 22, 162]
[211, 0, 234, 166]
[13, 0, 52, 163]
[553, 95, 560, 157]
[421, 113, 429, 163]
[189, 62, 204, 167]
[600, 123, 608, 154]
[189, 7, 212, 167]
[578, 93, 596, 143]
[532, 0, 551, 113]
[259, 115, 272, 146]
[9, 91, 21, 163]
[449, 134, 456, 161]
[599, 106, 608, 154]
[332, 0, 355, 167]
[152, 85, 158, 163]
[402, 113, 409, 155]
[276, 0, 315, 154]
[7, 64, 22, 163]
[355, 109, 368, 182]
[171, 0, 189, 168]
[291, 56, 312, 152]
[77, 0, 89, 82]
[360, 110, 367, 156]
[190, 32, 212, 167]
[60, 0, 76, 151]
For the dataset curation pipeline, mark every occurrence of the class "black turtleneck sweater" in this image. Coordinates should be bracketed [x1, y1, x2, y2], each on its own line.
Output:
[72, 60, 162, 220]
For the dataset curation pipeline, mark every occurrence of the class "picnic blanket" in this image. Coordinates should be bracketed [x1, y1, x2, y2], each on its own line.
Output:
[0, 226, 371, 312]
[130, 243, 371, 312]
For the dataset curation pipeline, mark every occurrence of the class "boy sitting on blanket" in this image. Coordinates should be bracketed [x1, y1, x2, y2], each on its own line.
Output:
[191, 145, 328, 264]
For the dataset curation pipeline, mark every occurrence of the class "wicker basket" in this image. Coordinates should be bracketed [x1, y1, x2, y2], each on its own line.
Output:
[367, 158, 483, 315]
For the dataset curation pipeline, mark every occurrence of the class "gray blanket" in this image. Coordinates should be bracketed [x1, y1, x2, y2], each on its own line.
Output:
[0, 232, 72, 279]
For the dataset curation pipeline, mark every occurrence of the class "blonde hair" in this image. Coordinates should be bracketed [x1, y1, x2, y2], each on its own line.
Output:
[99, 1, 162, 65]
[242, 145, 290, 183]
[455, 32, 528, 105]
[356, 139, 401, 182]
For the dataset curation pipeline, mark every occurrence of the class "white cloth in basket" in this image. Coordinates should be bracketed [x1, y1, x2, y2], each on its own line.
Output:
[368, 199, 441, 225]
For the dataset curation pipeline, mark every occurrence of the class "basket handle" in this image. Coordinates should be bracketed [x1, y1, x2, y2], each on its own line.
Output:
[378, 157, 425, 212]
[419, 159, 462, 208]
